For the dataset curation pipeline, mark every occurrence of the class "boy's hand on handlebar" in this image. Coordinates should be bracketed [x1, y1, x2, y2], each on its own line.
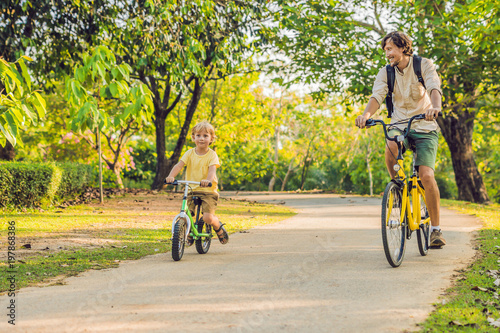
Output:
[355, 114, 370, 129]
[200, 179, 211, 187]
[425, 108, 441, 121]
[165, 176, 175, 184]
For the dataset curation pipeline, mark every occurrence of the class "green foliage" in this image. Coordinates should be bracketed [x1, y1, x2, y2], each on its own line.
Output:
[262, 0, 391, 101]
[66, 46, 153, 132]
[0, 166, 14, 204]
[419, 200, 500, 331]
[0, 162, 92, 208]
[473, 99, 500, 203]
[264, 0, 499, 203]
[122, 139, 156, 182]
[221, 141, 273, 190]
[56, 162, 93, 199]
[0, 56, 46, 146]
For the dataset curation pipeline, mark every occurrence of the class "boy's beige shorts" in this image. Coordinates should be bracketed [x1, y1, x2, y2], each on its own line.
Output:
[187, 191, 219, 215]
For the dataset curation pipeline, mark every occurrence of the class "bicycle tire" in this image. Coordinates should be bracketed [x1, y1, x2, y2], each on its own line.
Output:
[417, 196, 431, 256]
[381, 181, 407, 267]
[171, 217, 187, 261]
[195, 218, 212, 254]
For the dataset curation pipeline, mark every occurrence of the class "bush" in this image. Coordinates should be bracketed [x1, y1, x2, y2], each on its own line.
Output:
[435, 174, 457, 199]
[56, 163, 93, 199]
[0, 162, 92, 208]
[0, 167, 14, 207]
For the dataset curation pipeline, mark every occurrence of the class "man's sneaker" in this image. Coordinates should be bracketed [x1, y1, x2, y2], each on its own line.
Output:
[430, 230, 446, 248]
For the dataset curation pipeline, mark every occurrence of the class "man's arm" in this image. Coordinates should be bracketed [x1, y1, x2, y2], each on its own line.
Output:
[425, 89, 442, 121]
[355, 97, 380, 128]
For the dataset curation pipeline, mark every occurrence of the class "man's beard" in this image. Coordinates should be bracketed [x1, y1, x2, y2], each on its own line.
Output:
[391, 58, 401, 67]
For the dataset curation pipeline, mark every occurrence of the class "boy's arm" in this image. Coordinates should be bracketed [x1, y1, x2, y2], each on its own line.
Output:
[165, 161, 185, 183]
[200, 165, 217, 187]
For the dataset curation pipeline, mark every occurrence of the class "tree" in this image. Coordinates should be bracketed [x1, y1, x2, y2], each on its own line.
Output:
[264, 0, 499, 203]
[401, 0, 498, 203]
[0, 56, 46, 149]
[102, 1, 268, 189]
[66, 46, 153, 199]
[1, 1, 268, 189]
[190, 73, 273, 190]
[0, 0, 126, 159]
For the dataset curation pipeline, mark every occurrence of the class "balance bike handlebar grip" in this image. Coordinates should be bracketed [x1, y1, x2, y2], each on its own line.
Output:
[163, 180, 212, 187]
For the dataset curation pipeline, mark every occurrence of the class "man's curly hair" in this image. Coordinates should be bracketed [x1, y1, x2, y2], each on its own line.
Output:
[381, 31, 414, 56]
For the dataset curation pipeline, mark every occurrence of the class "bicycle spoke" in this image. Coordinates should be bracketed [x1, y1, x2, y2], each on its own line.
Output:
[382, 182, 406, 267]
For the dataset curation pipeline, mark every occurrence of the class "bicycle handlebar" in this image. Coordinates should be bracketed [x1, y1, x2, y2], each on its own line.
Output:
[364, 112, 442, 142]
[164, 179, 213, 187]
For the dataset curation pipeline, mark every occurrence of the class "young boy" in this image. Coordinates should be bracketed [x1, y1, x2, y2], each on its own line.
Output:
[165, 121, 228, 245]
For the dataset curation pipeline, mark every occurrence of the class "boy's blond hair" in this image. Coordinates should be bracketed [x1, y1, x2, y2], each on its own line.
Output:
[191, 121, 217, 143]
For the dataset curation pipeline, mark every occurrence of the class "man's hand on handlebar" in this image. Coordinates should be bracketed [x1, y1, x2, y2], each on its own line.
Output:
[355, 114, 370, 129]
[425, 107, 441, 121]
[165, 176, 175, 184]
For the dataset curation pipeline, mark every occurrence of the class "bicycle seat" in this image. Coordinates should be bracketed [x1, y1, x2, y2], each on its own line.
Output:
[192, 196, 202, 206]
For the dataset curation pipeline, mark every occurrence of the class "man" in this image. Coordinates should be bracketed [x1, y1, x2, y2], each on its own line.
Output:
[355, 31, 446, 247]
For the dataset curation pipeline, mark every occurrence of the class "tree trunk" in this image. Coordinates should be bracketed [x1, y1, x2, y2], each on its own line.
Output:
[152, 79, 204, 189]
[113, 167, 124, 189]
[366, 139, 373, 196]
[0, 141, 15, 160]
[97, 129, 103, 204]
[281, 157, 296, 191]
[152, 107, 168, 189]
[300, 157, 311, 191]
[268, 127, 280, 192]
[438, 109, 489, 203]
[300, 135, 316, 190]
[366, 155, 373, 196]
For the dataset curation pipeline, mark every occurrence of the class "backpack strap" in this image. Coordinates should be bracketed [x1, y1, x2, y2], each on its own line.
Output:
[413, 55, 426, 90]
[385, 56, 427, 118]
[385, 65, 395, 118]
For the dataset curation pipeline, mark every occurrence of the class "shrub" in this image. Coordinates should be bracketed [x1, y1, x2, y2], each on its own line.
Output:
[0, 162, 93, 208]
[56, 162, 93, 199]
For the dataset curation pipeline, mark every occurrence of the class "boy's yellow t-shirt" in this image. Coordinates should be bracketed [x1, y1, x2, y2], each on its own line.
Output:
[180, 148, 220, 193]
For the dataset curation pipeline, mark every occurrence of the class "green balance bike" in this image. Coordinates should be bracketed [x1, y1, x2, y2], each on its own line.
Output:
[165, 180, 213, 261]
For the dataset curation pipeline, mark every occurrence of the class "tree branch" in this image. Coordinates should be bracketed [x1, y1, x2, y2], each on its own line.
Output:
[352, 19, 385, 36]
[373, 1, 386, 36]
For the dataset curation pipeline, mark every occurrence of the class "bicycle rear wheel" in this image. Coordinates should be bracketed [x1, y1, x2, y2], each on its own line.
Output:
[381, 181, 406, 267]
[195, 218, 212, 254]
[417, 195, 431, 256]
[171, 217, 187, 261]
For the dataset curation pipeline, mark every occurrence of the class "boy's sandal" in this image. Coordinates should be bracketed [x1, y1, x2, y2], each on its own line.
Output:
[214, 222, 229, 245]
[186, 235, 194, 247]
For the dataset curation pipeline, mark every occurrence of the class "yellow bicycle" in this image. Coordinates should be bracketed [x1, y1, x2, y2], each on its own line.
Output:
[365, 113, 441, 267]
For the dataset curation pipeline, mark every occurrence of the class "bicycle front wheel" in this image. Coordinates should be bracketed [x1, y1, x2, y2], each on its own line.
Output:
[171, 217, 187, 261]
[195, 218, 212, 254]
[381, 181, 406, 267]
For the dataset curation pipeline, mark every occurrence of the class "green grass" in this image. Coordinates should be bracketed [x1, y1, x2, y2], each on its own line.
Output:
[0, 193, 295, 292]
[418, 200, 500, 332]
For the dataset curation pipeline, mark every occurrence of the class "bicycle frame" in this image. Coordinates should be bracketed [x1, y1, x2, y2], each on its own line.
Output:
[389, 155, 430, 232]
[169, 180, 211, 241]
[366, 113, 439, 232]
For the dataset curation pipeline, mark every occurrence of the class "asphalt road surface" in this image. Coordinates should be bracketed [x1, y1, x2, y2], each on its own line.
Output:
[1, 193, 481, 332]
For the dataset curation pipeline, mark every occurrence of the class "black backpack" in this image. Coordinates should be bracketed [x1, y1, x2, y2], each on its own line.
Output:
[385, 55, 426, 118]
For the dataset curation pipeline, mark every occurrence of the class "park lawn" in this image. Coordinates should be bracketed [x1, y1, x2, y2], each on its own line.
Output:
[0, 192, 296, 292]
[418, 199, 500, 332]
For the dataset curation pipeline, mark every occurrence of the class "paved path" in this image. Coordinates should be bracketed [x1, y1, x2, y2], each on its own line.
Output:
[1, 194, 480, 332]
